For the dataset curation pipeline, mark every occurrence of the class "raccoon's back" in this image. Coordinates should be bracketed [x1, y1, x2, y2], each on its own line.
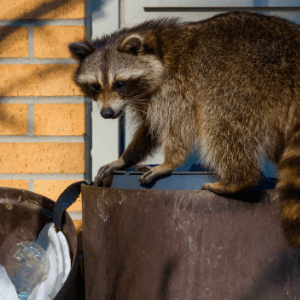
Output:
[183, 12, 300, 83]
[180, 12, 300, 125]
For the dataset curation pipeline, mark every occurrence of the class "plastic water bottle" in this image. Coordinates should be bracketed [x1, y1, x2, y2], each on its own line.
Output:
[5, 241, 50, 295]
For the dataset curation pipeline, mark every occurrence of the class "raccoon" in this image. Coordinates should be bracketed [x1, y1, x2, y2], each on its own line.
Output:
[69, 11, 300, 247]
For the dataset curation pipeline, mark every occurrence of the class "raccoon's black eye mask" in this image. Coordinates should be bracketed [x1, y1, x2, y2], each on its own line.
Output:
[115, 81, 126, 90]
[91, 83, 101, 93]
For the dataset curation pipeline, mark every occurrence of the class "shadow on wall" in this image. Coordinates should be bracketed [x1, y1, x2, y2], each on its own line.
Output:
[0, 0, 110, 131]
[0, 64, 79, 131]
[90, 0, 110, 20]
[0, 0, 110, 50]
[0, 0, 83, 44]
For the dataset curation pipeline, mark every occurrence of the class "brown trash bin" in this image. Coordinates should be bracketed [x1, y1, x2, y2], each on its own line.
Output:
[0, 187, 85, 300]
[82, 186, 300, 300]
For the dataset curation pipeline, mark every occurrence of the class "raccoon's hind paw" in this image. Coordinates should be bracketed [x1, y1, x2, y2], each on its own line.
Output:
[201, 182, 229, 194]
[138, 164, 173, 185]
[201, 180, 255, 194]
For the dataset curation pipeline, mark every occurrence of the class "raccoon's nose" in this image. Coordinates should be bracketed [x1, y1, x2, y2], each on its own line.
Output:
[101, 107, 114, 119]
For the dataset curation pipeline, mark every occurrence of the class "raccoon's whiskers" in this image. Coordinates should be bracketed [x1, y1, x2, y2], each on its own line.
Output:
[123, 95, 149, 115]
[128, 105, 147, 116]
[124, 95, 147, 105]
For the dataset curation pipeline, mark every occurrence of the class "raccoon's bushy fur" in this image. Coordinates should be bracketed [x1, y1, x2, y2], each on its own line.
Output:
[69, 11, 300, 247]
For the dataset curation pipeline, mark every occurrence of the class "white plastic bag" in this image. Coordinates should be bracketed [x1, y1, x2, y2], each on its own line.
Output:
[0, 265, 19, 300]
[28, 223, 71, 300]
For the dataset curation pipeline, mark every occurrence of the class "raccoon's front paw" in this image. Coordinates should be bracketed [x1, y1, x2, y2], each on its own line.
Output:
[94, 158, 126, 186]
[138, 164, 173, 185]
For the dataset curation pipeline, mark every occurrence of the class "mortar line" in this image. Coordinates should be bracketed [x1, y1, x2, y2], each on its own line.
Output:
[0, 58, 76, 64]
[0, 174, 85, 180]
[0, 136, 85, 143]
[28, 179, 34, 192]
[68, 212, 82, 220]
[0, 96, 85, 103]
[27, 103, 34, 136]
[27, 26, 34, 58]
[0, 20, 85, 26]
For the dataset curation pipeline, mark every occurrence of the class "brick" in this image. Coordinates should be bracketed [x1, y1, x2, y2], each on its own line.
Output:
[34, 104, 85, 136]
[1, 0, 85, 20]
[0, 180, 28, 190]
[0, 104, 28, 135]
[34, 180, 83, 211]
[0, 143, 85, 174]
[0, 65, 82, 96]
[0, 27, 28, 58]
[34, 26, 85, 58]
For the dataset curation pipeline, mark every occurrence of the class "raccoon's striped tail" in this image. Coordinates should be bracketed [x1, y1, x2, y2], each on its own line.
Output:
[277, 125, 300, 248]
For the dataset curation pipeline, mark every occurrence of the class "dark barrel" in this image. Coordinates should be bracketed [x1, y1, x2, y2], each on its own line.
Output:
[82, 184, 300, 300]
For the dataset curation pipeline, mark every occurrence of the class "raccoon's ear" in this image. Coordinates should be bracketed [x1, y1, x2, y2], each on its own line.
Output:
[68, 41, 94, 61]
[117, 34, 144, 55]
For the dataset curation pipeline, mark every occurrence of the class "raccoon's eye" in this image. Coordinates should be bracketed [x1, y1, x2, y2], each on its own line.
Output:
[91, 83, 101, 93]
[115, 81, 126, 89]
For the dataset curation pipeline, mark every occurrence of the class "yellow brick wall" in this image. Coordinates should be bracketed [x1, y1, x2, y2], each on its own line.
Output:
[1, 0, 85, 20]
[34, 26, 85, 58]
[0, 27, 28, 57]
[0, 65, 81, 96]
[34, 104, 85, 135]
[0, 104, 28, 134]
[0, 0, 87, 222]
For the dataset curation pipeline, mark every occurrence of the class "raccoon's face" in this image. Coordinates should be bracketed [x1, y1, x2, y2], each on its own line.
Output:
[69, 33, 165, 119]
